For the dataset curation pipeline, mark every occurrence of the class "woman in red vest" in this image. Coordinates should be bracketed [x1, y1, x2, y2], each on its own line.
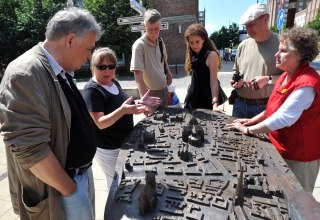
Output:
[227, 27, 320, 192]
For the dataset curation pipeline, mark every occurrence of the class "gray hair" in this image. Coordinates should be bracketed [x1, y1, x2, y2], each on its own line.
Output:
[279, 27, 319, 63]
[45, 7, 103, 41]
[144, 9, 161, 24]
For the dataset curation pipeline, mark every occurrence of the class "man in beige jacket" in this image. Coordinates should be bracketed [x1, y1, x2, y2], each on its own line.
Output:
[0, 7, 102, 220]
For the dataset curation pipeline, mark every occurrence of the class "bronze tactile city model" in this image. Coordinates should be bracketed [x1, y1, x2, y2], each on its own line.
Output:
[105, 108, 315, 220]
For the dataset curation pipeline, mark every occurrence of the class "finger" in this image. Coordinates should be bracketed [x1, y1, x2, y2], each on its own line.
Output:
[135, 105, 145, 110]
[226, 123, 234, 128]
[134, 103, 143, 107]
[249, 78, 256, 83]
[243, 81, 250, 87]
[243, 122, 250, 126]
[125, 96, 134, 104]
[253, 81, 259, 90]
[135, 107, 145, 114]
[140, 90, 150, 101]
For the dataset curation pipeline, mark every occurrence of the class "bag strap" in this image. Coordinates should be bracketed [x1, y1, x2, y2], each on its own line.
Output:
[158, 36, 164, 63]
[158, 37, 168, 75]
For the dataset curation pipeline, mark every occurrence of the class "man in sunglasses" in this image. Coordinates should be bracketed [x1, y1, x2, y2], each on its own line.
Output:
[231, 3, 283, 118]
[130, 9, 173, 114]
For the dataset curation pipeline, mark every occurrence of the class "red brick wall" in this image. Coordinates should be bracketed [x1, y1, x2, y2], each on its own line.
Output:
[150, 0, 198, 65]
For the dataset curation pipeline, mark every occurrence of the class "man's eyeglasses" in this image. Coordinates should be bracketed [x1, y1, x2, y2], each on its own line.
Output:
[96, 64, 116, 70]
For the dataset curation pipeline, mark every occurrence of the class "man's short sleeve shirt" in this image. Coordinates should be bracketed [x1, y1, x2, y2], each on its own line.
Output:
[130, 34, 167, 90]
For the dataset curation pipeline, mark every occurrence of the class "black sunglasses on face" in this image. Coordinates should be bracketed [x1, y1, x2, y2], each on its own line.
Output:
[96, 64, 116, 70]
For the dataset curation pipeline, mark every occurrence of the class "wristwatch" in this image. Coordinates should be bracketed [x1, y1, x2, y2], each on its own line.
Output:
[267, 75, 272, 85]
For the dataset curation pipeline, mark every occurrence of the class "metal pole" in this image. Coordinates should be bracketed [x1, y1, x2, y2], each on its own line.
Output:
[175, 63, 178, 75]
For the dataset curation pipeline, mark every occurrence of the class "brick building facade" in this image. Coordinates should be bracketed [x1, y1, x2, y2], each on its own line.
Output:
[150, 0, 199, 65]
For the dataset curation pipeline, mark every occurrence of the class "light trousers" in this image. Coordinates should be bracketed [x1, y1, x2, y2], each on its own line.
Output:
[285, 159, 320, 192]
[61, 167, 95, 220]
[94, 147, 120, 194]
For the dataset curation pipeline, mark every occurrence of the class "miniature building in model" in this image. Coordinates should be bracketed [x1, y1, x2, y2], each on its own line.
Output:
[143, 128, 155, 143]
[178, 143, 189, 161]
[188, 125, 204, 147]
[139, 172, 157, 215]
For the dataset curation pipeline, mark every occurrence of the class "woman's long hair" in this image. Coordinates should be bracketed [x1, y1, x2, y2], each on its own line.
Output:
[184, 23, 221, 75]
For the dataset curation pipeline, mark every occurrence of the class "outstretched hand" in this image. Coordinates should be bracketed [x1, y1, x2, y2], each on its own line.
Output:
[135, 90, 162, 107]
[121, 97, 145, 115]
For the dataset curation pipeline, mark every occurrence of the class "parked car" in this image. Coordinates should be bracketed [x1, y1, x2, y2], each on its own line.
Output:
[231, 49, 237, 61]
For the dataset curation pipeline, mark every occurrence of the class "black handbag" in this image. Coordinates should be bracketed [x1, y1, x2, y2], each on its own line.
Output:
[218, 80, 227, 105]
[228, 89, 238, 105]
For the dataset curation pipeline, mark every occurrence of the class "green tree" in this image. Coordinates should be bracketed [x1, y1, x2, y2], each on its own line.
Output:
[0, 0, 19, 72]
[0, 0, 151, 77]
[84, 0, 151, 75]
[270, 24, 286, 34]
[210, 23, 239, 50]
[210, 27, 226, 50]
[307, 9, 320, 35]
[228, 23, 240, 48]
[15, 0, 65, 53]
[0, 0, 65, 71]
[270, 25, 279, 34]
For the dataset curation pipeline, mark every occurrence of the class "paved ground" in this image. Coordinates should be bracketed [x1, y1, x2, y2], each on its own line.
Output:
[1, 61, 320, 219]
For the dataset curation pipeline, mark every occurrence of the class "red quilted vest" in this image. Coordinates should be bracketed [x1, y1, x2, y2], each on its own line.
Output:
[266, 63, 320, 161]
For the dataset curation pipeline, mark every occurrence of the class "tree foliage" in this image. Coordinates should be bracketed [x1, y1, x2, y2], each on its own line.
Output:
[15, 0, 65, 53]
[0, 0, 19, 70]
[269, 24, 286, 34]
[0, 0, 151, 76]
[209, 23, 240, 50]
[83, 0, 145, 73]
[0, 0, 65, 71]
[270, 25, 279, 34]
[307, 9, 320, 36]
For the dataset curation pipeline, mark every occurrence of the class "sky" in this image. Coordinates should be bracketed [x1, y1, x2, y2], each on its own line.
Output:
[199, 0, 267, 35]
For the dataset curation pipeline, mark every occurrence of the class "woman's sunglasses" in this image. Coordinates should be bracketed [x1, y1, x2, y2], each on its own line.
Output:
[96, 64, 116, 70]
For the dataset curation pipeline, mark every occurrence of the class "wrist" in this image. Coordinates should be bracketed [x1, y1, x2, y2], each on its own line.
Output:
[245, 127, 252, 135]
[267, 75, 273, 85]
[212, 100, 218, 106]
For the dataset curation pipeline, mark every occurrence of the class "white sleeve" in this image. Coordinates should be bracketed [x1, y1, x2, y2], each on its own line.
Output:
[265, 86, 316, 131]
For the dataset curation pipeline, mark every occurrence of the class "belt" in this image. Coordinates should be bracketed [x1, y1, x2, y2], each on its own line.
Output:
[66, 162, 92, 179]
[237, 96, 269, 105]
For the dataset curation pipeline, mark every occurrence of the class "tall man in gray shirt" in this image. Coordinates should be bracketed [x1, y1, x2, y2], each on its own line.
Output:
[231, 3, 283, 118]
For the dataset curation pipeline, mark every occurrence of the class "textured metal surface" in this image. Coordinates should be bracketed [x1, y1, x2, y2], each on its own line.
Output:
[162, 15, 197, 24]
[105, 108, 318, 220]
